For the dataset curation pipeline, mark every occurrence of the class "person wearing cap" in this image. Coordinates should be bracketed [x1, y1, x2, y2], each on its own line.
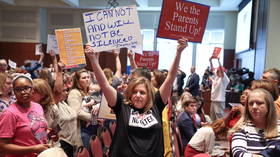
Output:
[209, 57, 230, 121]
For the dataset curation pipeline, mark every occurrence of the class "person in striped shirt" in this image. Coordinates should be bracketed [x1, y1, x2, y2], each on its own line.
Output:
[230, 88, 280, 157]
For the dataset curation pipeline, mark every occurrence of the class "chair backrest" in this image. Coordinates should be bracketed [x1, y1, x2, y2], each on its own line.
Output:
[90, 135, 103, 157]
[76, 147, 90, 157]
[102, 128, 112, 157]
[109, 121, 116, 136]
[102, 128, 112, 148]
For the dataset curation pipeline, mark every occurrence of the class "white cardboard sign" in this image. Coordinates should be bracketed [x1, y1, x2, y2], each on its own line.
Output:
[8, 59, 17, 69]
[47, 34, 59, 54]
[83, 5, 143, 54]
[35, 44, 42, 55]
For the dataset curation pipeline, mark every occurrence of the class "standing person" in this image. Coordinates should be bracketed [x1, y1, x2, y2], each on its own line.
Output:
[184, 66, 200, 96]
[209, 57, 230, 121]
[0, 75, 49, 157]
[0, 73, 15, 114]
[230, 88, 280, 157]
[52, 58, 82, 157]
[173, 68, 186, 97]
[67, 69, 98, 151]
[85, 38, 188, 157]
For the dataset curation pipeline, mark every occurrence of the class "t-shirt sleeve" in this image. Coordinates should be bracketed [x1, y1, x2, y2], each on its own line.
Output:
[155, 91, 166, 113]
[0, 110, 17, 138]
[110, 92, 123, 114]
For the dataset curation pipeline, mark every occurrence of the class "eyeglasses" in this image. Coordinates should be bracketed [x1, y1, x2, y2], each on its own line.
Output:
[14, 86, 32, 93]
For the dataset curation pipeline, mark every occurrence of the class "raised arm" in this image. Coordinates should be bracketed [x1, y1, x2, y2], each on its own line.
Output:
[85, 45, 117, 107]
[38, 51, 45, 64]
[127, 49, 137, 70]
[113, 49, 122, 79]
[159, 38, 188, 104]
[209, 57, 214, 72]
[50, 50, 63, 103]
[53, 62, 65, 103]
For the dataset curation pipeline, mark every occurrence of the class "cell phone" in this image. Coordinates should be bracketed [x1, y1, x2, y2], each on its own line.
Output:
[47, 125, 61, 139]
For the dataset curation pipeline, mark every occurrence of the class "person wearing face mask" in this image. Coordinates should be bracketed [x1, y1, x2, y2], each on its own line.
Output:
[85, 37, 188, 157]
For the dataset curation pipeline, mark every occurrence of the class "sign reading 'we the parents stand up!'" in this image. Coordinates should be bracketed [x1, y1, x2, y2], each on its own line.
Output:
[157, 0, 210, 43]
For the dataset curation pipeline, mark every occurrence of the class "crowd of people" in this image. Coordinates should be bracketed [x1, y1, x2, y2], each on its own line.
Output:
[1, 38, 280, 157]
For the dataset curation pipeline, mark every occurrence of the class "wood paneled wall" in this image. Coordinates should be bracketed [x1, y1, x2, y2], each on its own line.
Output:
[0, 42, 127, 73]
[223, 49, 235, 70]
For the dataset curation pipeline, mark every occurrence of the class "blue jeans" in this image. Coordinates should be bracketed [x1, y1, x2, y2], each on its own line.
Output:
[81, 124, 98, 151]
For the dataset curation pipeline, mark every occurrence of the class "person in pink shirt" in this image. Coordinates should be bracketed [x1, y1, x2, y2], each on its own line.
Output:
[0, 75, 49, 157]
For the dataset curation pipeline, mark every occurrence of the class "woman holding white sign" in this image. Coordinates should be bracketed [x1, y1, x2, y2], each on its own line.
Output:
[85, 37, 188, 157]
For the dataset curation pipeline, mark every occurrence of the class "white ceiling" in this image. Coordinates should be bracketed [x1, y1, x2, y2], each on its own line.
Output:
[0, 0, 243, 11]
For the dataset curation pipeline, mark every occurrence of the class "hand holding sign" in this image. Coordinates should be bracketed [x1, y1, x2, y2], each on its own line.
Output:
[84, 45, 100, 63]
[83, 5, 143, 54]
[177, 37, 188, 53]
[112, 49, 120, 56]
[157, 0, 210, 42]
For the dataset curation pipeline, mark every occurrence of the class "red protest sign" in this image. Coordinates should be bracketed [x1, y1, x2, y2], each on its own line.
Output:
[157, 0, 210, 43]
[211, 47, 222, 58]
[135, 51, 159, 69]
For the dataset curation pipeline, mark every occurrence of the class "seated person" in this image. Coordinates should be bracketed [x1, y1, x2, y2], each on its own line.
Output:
[177, 96, 199, 151]
[184, 118, 228, 157]
[230, 88, 280, 157]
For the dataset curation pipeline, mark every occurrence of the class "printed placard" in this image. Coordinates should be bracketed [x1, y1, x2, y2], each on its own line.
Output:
[83, 5, 143, 54]
[211, 47, 222, 58]
[8, 59, 17, 69]
[135, 51, 159, 69]
[55, 28, 86, 68]
[157, 0, 210, 43]
[47, 34, 59, 54]
[35, 44, 42, 55]
[128, 109, 158, 128]
[98, 94, 116, 120]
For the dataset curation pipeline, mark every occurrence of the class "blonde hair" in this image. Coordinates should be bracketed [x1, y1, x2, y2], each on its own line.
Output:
[33, 79, 55, 111]
[0, 73, 12, 96]
[103, 68, 113, 85]
[124, 77, 155, 112]
[230, 88, 278, 138]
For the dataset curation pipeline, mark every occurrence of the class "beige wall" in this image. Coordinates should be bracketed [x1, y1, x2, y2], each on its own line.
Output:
[265, 0, 280, 69]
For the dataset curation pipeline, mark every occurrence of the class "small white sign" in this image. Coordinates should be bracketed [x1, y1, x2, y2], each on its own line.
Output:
[35, 44, 42, 55]
[47, 34, 59, 54]
[8, 59, 17, 69]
